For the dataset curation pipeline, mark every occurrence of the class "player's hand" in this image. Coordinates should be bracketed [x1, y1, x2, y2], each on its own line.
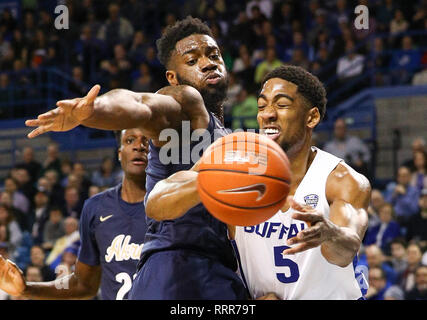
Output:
[25, 85, 101, 138]
[282, 197, 335, 255]
[0, 255, 26, 296]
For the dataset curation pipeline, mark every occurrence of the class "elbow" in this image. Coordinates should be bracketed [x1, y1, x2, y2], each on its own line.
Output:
[322, 239, 361, 268]
[335, 255, 356, 268]
[329, 251, 358, 268]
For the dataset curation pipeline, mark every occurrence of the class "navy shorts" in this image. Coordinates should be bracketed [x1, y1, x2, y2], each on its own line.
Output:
[128, 250, 249, 300]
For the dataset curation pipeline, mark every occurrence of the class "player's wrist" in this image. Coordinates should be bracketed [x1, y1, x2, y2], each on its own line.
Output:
[323, 218, 341, 243]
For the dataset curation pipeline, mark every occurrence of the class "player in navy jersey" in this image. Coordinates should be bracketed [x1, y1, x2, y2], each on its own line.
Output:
[23, 17, 248, 299]
[0, 128, 148, 300]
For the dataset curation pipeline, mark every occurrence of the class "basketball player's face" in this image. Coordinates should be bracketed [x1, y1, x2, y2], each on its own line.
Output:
[167, 34, 228, 110]
[118, 129, 148, 178]
[257, 78, 313, 154]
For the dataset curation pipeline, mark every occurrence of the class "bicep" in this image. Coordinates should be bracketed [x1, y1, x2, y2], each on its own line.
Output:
[326, 163, 371, 238]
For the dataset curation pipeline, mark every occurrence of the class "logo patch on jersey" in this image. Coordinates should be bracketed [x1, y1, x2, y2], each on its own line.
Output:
[100, 214, 113, 222]
[217, 183, 266, 201]
[303, 194, 319, 208]
[105, 234, 144, 262]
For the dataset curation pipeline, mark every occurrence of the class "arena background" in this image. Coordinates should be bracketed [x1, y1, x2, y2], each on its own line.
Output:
[0, 0, 426, 300]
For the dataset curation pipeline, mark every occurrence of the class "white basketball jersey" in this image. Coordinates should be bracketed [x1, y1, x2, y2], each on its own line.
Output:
[234, 147, 364, 300]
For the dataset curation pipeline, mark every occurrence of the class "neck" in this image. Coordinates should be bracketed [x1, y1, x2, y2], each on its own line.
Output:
[213, 108, 224, 124]
[207, 102, 224, 124]
[287, 138, 316, 192]
[121, 174, 146, 203]
[280, 139, 315, 213]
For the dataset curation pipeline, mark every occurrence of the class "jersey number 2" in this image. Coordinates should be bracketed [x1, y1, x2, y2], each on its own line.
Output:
[273, 245, 300, 283]
[115, 272, 136, 300]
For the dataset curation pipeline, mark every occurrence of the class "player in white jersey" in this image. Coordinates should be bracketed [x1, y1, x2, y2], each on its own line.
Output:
[233, 147, 365, 299]
[143, 65, 371, 300]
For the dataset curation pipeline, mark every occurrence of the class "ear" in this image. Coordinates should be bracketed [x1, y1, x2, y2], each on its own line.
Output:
[307, 107, 321, 129]
[166, 70, 178, 86]
[118, 148, 122, 162]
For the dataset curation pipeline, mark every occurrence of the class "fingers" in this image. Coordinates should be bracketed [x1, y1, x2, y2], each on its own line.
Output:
[37, 108, 62, 120]
[287, 226, 321, 245]
[56, 99, 79, 111]
[85, 84, 101, 103]
[290, 198, 314, 212]
[27, 125, 51, 139]
[25, 117, 53, 128]
[282, 242, 316, 255]
[291, 211, 322, 224]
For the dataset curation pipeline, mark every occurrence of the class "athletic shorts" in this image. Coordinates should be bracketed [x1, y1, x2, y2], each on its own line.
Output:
[128, 250, 249, 300]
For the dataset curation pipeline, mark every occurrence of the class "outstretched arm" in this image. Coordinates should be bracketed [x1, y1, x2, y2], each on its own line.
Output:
[0, 256, 101, 300]
[25, 84, 209, 145]
[146, 161, 201, 221]
[283, 163, 370, 267]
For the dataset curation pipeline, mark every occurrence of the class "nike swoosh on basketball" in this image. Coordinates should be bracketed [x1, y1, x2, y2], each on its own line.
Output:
[100, 215, 113, 222]
[217, 183, 267, 201]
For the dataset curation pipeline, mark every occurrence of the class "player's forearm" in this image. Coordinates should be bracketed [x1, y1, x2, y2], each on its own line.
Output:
[146, 171, 200, 221]
[22, 274, 97, 300]
[321, 224, 362, 267]
[81, 89, 153, 130]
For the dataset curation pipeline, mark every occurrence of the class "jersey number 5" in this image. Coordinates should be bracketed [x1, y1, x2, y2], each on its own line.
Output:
[273, 245, 300, 283]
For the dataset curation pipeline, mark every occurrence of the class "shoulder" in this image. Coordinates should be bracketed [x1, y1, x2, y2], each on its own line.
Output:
[156, 85, 204, 106]
[326, 162, 371, 208]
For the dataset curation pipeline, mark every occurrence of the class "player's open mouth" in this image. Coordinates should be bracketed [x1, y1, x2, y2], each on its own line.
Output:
[261, 127, 281, 141]
[131, 157, 147, 165]
[205, 73, 221, 84]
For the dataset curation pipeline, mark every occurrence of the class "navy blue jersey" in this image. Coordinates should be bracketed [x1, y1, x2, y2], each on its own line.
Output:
[138, 112, 237, 272]
[78, 184, 147, 300]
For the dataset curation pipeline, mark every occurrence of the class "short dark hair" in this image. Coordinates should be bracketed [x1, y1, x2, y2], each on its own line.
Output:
[156, 16, 213, 68]
[261, 65, 327, 121]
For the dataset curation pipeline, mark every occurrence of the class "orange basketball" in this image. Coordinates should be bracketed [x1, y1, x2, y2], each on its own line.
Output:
[197, 131, 291, 226]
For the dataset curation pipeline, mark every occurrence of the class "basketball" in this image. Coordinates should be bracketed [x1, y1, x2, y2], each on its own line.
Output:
[197, 131, 292, 226]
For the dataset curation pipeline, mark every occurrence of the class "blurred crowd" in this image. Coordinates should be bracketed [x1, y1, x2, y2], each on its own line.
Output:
[318, 117, 427, 300]
[0, 0, 426, 300]
[1, 0, 427, 124]
[0, 141, 122, 300]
